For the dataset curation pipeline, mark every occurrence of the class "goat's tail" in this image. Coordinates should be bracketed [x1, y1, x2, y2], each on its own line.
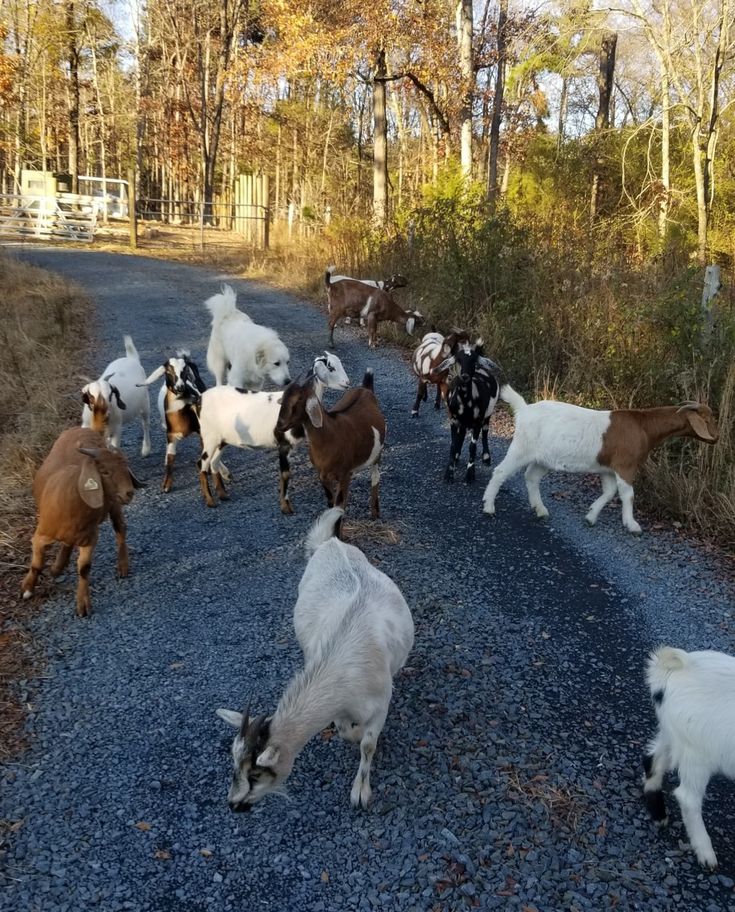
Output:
[647, 646, 688, 695]
[305, 507, 344, 558]
[325, 265, 336, 289]
[123, 335, 139, 360]
[361, 368, 375, 391]
[204, 283, 238, 323]
[500, 384, 526, 413]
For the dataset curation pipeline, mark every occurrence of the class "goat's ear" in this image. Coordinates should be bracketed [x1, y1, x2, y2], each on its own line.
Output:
[77, 462, 104, 509]
[686, 411, 717, 441]
[216, 708, 243, 729]
[110, 385, 127, 410]
[406, 316, 416, 335]
[256, 745, 280, 768]
[305, 395, 323, 427]
[81, 389, 92, 406]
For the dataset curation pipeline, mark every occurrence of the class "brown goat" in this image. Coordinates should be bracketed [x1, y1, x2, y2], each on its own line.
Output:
[362, 292, 424, 349]
[324, 269, 409, 348]
[276, 370, 386, 522]
[21, 427, 143, 617]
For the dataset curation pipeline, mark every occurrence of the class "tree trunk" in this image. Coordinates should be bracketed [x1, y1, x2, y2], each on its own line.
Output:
[488, 0, 507, 209]
[457, 0, 473, 178]
[590, 31, 617, 222]
[373, 46, 388, 225]
[557, 77, 568, 152]
[658, 66, 670, 241]
[65, 0, 80, 192]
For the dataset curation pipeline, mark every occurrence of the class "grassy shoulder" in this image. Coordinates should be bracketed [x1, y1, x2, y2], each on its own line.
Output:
[0, 251, 91, 759]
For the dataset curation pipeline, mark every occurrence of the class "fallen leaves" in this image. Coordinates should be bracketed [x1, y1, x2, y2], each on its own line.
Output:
[154, 848, 172, 861]
[134, 821, 152, 832]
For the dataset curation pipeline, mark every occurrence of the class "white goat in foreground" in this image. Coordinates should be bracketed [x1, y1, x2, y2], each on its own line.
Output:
[217, 507, 414, 810]
[81, 335, 151, 456]
[205, 284, 291, 389]
[643, 646, 735, 869]
[482, 385, 718, 533]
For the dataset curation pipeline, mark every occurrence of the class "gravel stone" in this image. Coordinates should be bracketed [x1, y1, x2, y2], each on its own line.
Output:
[0, 249, 734, 912]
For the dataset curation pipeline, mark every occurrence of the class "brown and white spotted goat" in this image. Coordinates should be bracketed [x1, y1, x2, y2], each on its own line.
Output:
[140, 352, 211, 492]
[410, 330, 470, 417]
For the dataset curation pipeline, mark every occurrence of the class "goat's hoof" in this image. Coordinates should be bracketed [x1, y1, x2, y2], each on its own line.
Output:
[22, 589, 33, 600]
[482, 455, 491, 465]
[141, 447, 151, 458]
[280, 501, 294, 516]
[76, 601, 90, 618]
[534, 509, 550, 520]
[409, 411, 418, 418]
[627, 523, 643, 536]
[205, 500, 217, 509]
[218, 493, 230, 502]
[465, 471, 475, 484]
[482, 504, 496, 516]
[116, 567, 129, 579]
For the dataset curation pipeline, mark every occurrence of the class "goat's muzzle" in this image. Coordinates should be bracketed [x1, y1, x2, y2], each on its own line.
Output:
[229, 799, 252, 813]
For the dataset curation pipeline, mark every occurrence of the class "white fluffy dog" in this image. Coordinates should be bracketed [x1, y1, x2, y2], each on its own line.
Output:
[204, 284, 291, 390]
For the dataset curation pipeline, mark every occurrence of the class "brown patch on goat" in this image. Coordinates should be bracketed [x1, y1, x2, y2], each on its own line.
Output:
[597, 405, 719, 483]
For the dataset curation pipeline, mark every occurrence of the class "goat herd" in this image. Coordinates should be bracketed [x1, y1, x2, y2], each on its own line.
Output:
[17, 269, 735, 873]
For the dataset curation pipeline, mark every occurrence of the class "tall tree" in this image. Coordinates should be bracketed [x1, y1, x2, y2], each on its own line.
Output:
[590, 31, 617, 222]
[457, 0, 473, 177]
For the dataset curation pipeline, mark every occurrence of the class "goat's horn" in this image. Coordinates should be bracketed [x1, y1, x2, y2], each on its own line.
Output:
[77, 374, 94, 384]
[677, 402, 701, 412]
[140, 365, 166, 386]
[78, 446, 101, 459]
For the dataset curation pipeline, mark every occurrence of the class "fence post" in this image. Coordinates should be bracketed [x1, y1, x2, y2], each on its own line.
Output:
[264, 207, 270, 250]
[127, 168, 137, 249]
[701, 264, 721, 345]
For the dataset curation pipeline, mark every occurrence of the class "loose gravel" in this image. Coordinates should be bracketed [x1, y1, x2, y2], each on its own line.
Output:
[1, 248, 734, 912]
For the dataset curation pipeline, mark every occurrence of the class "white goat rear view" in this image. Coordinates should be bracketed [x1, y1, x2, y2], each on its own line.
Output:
[643, 646, 735, 869]
[217, 507, 414, 810]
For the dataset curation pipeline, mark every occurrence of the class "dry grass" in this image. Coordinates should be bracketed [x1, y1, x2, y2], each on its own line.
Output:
[501, 764, 589, 831]
[341, 518, 403, 546]
[0, 250, 90, 759]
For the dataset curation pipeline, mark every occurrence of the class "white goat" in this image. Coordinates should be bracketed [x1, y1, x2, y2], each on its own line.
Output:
[81, 335, 151, 456]
[205, 284, 291, 389]
[482, 386, 718, 533]
[217, 506, 414, 810]
[198, 353, 349, 511]
[643, 646, 735, 869]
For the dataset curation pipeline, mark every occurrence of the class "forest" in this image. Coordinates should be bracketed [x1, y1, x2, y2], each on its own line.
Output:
[1, 0, 734, 544]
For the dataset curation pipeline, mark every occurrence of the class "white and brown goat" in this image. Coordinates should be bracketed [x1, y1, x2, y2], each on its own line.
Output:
[276, 369, 386, 521]
[483, 389, 719, 533]
[21, 427, 143, 617]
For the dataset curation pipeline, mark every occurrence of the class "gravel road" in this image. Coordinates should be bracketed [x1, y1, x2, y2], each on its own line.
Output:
[2, 248, 735, 912]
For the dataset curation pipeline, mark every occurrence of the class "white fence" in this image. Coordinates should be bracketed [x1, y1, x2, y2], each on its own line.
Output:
[0, 193, 97, 242]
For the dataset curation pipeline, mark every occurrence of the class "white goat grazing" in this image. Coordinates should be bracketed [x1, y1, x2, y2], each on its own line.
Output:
[205, 284, 291, 389]
[482, 386, 718, 533]
[198, 353, 349, 511]
[643, 646, 735, 869]
[81, 335, 151, 456]
[217, 507, 414, 810]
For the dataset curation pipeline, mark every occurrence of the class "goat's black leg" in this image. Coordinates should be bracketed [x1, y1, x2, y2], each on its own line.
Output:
[411, 380, 427, 417]
[481, 419, 491, 465]
[445, 422, 466, 483]
[465, 426, 480, 483]
[322, 479, 335, 508]
[434, 384, 442, 410]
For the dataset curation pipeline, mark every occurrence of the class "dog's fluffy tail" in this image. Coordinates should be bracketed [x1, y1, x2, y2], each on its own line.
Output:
[123, 335, 139, 360]
[500, 384, 526, 413]
[204, 284, 239, 324]
[305, 507, 344, 558]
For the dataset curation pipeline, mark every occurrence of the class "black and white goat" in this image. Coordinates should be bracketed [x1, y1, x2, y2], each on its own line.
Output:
[140, 351, 211, 492]
[217, 507, 414, 810]
[433, 339, 501, 483]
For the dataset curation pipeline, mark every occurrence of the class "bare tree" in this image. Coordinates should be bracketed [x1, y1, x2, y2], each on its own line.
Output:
[457, 0, 473, 178]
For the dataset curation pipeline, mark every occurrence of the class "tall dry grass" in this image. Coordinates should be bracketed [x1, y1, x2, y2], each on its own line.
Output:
[0, 254, 90, 568]
[0, 251, 89, 758]
[244, 182, 735, 550]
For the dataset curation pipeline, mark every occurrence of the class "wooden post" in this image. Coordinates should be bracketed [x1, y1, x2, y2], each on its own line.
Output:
[127, 168, 137, 249]
[701, 264, 721, 344]
[261, 173, 270, 249]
